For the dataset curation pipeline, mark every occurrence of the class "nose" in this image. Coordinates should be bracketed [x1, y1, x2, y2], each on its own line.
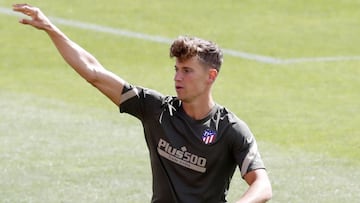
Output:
[174, 71, 182, 81]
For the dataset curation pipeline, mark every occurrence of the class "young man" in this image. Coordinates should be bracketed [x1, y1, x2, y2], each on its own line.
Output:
[13, 4, 272, 203]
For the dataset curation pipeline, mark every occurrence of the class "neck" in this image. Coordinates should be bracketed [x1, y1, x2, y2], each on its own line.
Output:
[182, 97, 215, 120]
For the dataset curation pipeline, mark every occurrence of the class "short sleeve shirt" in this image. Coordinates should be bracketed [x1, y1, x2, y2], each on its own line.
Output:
[119, 84, 265, 203]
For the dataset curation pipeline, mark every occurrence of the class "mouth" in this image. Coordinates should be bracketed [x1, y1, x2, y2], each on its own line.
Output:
[175, 85, 183, 91]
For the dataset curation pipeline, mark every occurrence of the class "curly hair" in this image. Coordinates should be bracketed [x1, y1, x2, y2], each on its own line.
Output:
[169, 36, 223, 72]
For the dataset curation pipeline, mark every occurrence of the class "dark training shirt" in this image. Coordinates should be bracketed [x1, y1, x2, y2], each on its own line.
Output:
[119, 84, 265, 203]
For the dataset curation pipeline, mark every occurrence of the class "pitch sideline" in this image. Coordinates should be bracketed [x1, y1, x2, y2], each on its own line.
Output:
[1, 6, 360, 65]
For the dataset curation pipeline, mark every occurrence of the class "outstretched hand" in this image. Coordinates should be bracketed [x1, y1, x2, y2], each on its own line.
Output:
[13, 4, 52, 30]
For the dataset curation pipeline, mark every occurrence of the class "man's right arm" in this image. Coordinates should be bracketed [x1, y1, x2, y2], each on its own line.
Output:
[13, 4, 125, 106]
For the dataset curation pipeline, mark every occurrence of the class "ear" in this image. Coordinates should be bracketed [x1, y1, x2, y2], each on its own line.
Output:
[208, 68, 218, 83]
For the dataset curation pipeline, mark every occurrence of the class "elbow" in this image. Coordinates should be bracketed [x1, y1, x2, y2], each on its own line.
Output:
[264, 188, 273, 202]
[255, 176, 273, 202]
[85, 72, 98, 85]
[263, 182, 273, 202]
[83, 65, 102, 86]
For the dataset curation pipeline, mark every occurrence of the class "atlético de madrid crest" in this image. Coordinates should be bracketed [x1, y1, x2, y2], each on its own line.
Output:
[202, 129, 217, 144]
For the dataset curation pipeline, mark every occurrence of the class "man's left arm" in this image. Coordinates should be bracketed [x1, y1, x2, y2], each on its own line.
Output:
[236, 169, 272, 203]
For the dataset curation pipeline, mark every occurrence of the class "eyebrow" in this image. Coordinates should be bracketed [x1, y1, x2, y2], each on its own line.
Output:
[174, 65, 193, 69]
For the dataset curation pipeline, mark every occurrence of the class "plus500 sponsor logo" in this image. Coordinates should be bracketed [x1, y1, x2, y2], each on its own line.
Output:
[157, 138, 207, 172]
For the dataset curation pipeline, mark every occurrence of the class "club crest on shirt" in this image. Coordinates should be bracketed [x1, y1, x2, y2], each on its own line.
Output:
[202, 129, 217, 144]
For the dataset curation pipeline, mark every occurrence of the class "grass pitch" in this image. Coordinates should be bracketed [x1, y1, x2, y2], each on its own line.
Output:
[0, 0, 359, 202]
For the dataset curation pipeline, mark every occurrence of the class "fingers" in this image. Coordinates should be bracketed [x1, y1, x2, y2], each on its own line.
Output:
[19, 18, 31, 25]
[13, 3, 38, 17]
[13, 3, 31, 14]
[13, 4, 34, 25]
[12, 4, 50, 29]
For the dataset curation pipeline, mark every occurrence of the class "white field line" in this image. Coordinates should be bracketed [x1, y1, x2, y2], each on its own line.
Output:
[2, 7, 360, 65]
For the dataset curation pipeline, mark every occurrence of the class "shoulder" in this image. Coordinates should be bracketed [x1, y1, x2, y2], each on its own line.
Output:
[216, 105, 249, 129]
[120, 84, 175, 118]
[121, 83, 167, 104]
[215, 105, 254, 141]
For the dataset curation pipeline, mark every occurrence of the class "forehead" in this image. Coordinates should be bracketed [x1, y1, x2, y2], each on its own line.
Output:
[175, 56, 203, 69]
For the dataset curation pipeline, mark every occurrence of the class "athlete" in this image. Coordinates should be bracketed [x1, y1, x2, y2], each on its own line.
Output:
[13, 3, 272, 203]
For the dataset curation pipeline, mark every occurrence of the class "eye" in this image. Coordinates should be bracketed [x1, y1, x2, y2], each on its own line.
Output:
[174, 66, 193, 74]
[183, 67, 192, 73]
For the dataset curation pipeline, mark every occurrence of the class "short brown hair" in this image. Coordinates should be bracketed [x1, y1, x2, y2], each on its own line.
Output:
[170, 36, 223, 71]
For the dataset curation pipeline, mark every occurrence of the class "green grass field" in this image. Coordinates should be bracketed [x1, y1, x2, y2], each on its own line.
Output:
[1, 0, 359, 202]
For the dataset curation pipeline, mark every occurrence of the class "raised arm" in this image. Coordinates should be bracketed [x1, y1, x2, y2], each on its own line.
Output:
[13, 4, 125, 106]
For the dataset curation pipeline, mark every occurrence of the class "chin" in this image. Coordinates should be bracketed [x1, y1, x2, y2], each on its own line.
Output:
[176, 95, 185, 102]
